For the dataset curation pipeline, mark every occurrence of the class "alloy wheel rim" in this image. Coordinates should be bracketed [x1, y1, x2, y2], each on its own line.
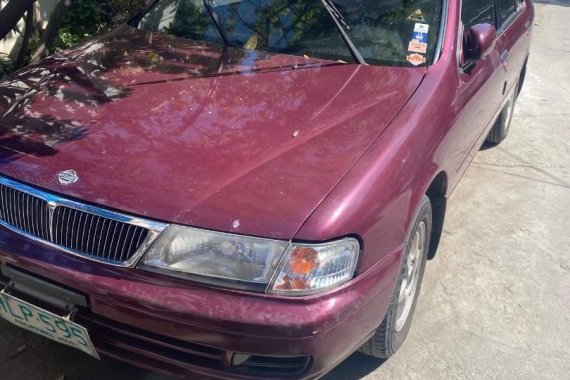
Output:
[395, 221, 426, 332]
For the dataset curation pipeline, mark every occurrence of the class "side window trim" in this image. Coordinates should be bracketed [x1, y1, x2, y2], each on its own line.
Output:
[432, 0, 449, 64]
[457, 1, 470, 71]
[455, 20, 465, 71]
[495, 0, 523, 34]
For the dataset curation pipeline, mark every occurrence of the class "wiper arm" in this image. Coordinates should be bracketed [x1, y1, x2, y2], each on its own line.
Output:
[202, 0, 232, 46]
[320, 0, 366, 65]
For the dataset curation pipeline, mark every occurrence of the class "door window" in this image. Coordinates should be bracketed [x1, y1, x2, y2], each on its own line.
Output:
[497, 0, 517, 25]
[462, 0, 496, 28]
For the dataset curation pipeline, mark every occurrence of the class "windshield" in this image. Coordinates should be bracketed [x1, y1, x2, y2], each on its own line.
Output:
[135, 0, 442, 67]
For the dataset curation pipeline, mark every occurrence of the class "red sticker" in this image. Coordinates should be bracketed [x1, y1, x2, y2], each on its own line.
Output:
[408, 40, 427, 54]
[407, 53, 426, 66]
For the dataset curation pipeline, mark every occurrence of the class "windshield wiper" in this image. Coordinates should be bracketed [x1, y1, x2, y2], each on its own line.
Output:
[320, 0, 366, 65]
[202, 0, 232, 46]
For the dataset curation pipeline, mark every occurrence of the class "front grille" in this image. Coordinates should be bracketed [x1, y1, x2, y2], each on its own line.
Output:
[0, 185, 51, 240]
[51, 206, 148, 262]
[0, 177, 164, 265]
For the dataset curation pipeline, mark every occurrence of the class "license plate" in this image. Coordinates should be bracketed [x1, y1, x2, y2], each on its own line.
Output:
[0, 290, 99, 359]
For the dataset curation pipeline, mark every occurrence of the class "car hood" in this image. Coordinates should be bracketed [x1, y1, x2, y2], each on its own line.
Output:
[0, 26, 425, 240]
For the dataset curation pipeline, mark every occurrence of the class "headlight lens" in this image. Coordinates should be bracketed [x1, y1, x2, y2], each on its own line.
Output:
[139, 225, 360, 295]
[269, 238, 360, 296]
[139, 225, 289, 290]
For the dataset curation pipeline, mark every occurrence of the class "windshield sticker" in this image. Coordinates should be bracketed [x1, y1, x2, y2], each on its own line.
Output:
[414, 23, 429, 34]
[408, 41, 427, 54]
[407, 53, 426, 66]
[412, 23, 429, 44]
[407, 9, 425, 22]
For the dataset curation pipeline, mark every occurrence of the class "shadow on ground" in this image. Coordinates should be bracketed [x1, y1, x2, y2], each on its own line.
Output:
[322, 353, 386, 380]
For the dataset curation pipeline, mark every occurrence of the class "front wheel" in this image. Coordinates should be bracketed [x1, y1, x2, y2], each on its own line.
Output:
[359, 196, 432, 358]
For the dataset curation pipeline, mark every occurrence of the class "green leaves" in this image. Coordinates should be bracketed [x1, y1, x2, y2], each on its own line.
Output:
[53, 0, 104, 51]
[53, 0, 148, 51]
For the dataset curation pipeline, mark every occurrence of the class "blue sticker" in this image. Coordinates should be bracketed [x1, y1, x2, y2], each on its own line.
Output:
[411, 23, 429, 44]
[413, 31, 428, 43]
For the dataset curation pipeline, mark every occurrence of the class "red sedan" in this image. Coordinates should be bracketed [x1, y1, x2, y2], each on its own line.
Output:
[0, 0, 533, 378]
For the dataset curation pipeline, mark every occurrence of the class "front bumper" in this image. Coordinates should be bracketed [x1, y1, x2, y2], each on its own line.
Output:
[0, 227, 401, 379]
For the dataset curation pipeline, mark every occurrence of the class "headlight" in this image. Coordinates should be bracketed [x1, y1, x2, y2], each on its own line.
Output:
[139, 225, 360, 295]
[138, 225, 288, 291]
[268, 238, 360, 296]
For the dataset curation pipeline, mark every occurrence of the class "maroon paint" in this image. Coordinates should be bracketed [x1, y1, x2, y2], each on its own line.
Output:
[0, 26, 425, 240]
[298, 0, 533, 275]
[466, 24, 497, 58]
[0, 0, 534, 378]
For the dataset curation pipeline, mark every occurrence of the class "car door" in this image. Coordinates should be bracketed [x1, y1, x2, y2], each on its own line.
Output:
[447, 0, 506, 184]
[494, 0, 532, 96]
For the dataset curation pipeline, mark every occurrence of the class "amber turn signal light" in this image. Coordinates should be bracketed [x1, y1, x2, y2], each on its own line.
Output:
[290, 247, 319, 275]
[270, 238, 360, 296]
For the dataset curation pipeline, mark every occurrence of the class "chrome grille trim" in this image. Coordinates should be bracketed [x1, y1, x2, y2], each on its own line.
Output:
[0, 176, 168, 267]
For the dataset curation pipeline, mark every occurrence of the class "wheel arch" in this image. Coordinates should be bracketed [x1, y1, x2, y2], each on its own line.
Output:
[424, 171, 448, 260]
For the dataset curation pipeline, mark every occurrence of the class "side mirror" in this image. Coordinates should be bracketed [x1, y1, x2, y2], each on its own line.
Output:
[465, 23, 497, 60]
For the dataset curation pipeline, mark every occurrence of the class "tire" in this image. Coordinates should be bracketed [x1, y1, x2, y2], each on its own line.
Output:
[518, 60, 528, 96]
[359, 196, 432, 359]
[486, 84, 518, 145]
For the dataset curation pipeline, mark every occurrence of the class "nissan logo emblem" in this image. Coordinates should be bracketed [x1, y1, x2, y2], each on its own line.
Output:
[57, 170, 79, 185]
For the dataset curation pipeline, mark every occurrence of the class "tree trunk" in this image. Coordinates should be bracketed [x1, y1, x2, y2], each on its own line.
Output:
[0, 0, 36, 40]
[34, 1, 44, 34]
[30, 0, 70, 64]
[15, 4, 35, 69]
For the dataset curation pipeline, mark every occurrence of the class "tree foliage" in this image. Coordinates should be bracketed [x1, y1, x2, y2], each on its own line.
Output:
[0, 0, 150, 77]
[53, 0, 149, 51]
